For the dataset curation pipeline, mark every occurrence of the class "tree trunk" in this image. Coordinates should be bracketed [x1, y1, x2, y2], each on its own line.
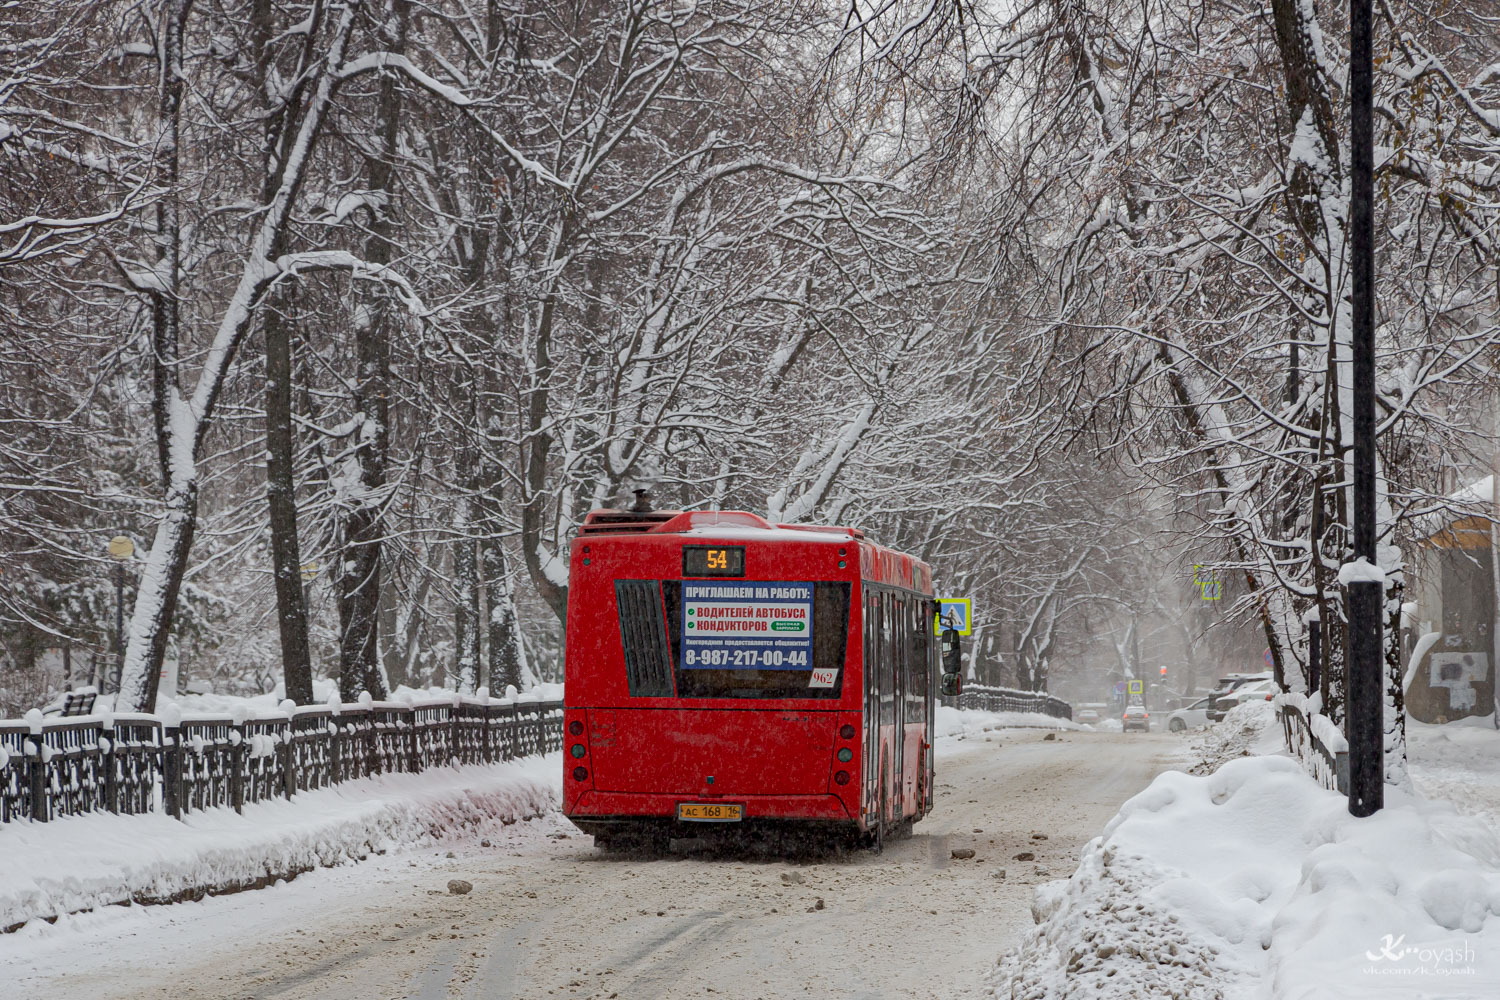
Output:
[482, 531, 524, 693]
[453, 486, 480, 694]
[337, 0, 408, 701]
[265, 291, 314, 703]
[253, 0, 314, 705]
[115, 1, 360, 712]
[121, 0, 191, 714]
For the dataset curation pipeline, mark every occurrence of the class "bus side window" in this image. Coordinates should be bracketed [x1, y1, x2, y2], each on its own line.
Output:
[909, 595, 928, 707]
[881, 591, 895, 727]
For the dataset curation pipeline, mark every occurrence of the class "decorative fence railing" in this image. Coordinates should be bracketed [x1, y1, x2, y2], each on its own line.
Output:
[1275, 693, 1348, 794]
[958, 684, 1072, 721]
[0, 694, 563, 825]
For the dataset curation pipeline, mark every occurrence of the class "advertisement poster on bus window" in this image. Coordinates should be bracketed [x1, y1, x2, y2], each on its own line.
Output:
[681, 581, 814, 674]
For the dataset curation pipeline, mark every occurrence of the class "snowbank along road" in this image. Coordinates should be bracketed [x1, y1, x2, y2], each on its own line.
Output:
[6, 729, 1178, 1000]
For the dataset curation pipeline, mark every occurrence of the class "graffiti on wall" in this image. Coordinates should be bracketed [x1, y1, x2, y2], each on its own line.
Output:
[1429, 652, 1490, 713]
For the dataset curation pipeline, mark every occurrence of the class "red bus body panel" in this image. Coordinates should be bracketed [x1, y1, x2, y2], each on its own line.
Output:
[562, 510, 935, 839]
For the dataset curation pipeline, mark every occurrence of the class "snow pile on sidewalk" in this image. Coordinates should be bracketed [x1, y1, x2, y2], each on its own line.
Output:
[169, 679, 564, 718]
[75, 678, 565, 721]
[1181, 699, 1284, 774]
[995, 755, 1500, 999]
[0, 753, 560, 931]
[936, 705, 1081, 739]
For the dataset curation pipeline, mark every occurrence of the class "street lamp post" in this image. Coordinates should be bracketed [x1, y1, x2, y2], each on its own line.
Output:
[107, 535, 134, 695]
[1347, 0, 1383, 817]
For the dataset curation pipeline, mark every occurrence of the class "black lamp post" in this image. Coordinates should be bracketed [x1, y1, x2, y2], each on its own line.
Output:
[1347, 0, 1383, 817]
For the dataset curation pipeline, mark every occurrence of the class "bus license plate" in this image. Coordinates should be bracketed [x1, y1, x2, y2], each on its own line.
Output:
[677, 802, 743, 822]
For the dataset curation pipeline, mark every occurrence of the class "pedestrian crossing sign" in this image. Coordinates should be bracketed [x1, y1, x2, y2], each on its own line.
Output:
[933, 597, 972, 636]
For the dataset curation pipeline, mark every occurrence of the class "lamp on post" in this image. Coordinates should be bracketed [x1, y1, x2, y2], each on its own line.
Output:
[107, 535, 134, 694]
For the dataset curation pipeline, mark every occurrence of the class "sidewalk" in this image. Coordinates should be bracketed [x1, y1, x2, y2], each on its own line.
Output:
[1, 753, 558, 931]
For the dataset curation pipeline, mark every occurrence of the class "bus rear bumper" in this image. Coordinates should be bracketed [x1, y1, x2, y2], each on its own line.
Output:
[565, 790, 855, 834]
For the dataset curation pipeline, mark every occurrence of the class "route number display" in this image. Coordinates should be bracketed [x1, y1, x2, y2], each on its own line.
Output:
[683, 545, 745, 577]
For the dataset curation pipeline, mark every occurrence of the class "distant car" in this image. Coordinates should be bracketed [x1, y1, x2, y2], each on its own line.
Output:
[1122, 701, 1150, 733]
[1166, 696, 1213, 732]
[1076, 707, 1101, 725]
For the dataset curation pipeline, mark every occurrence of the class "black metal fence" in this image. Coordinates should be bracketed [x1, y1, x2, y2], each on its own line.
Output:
[1277, 696, 1349, 794]
[958, 684, 1073, 721]
[0, 696, 563, 824]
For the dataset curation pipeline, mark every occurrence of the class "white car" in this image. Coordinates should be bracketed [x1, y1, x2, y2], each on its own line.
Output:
[1076, 707, 1101, 725]
[1215, 679, 1278, 715]
[1205, 673, 1275, 721]
[1166, 696, 1213, 732]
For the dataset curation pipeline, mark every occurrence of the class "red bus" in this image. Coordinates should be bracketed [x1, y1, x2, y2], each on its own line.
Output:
[561, 504, 946, 850]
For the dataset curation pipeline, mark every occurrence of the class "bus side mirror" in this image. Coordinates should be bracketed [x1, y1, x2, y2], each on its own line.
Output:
[940, 628, 962, 675]
[940, 627, 962, 697]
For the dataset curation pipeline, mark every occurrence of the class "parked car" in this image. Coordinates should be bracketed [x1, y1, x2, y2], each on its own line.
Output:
[1166, 696, 1213, 732]
[1204, 673, 1273, 722]
[1207, 678, 1278, 721]
[1122, 700, 1150, 733]
[1211, 671, 1272, 694]
[1219, 679, 1277, 710]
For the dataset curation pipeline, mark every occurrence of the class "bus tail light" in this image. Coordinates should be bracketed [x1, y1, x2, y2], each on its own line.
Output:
[834, 770, 850, 785]
[564, 711, 592, 794]
[839, 724, 856, 740]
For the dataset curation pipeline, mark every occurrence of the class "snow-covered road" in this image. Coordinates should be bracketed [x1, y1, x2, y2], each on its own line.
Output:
[4, 729, 1179, 1000]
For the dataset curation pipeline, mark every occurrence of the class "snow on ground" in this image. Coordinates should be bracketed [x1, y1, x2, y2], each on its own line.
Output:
[936, 705, 1083, 740]
[0, 806, 581, 995]
[0, 753, 560, 932]
[1407, 714, 1500, 824]
[996, 757, 1500, 999]
[996, 702, 1500, 999]
[0, 704, 1050, 937]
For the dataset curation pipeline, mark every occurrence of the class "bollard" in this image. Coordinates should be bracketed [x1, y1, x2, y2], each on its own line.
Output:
[162, 724, 182, 819]
[230, 722, 246, 812]
[280, 727, 296, 800]
[407, 709, 420, 773]
[101, 717, 118, 814]
[481, 704, 492, 764]
[26, 737, 48, 822]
